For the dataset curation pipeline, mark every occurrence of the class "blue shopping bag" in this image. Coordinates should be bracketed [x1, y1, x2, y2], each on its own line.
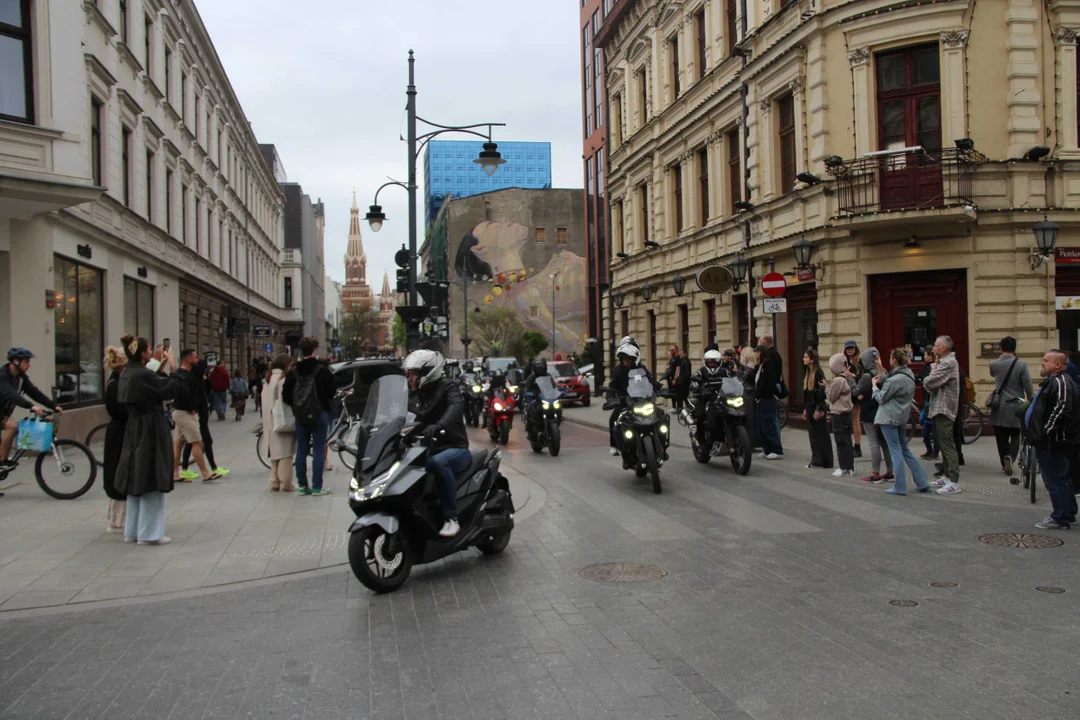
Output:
[16, 418, 53, 453]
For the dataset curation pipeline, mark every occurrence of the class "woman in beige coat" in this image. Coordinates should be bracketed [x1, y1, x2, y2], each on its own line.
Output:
[261, 354, 297, 491]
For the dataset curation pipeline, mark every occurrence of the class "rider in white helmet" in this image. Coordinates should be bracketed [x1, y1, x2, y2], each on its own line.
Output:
[606, 342, 653, 455]
[402, 349, 470, 537]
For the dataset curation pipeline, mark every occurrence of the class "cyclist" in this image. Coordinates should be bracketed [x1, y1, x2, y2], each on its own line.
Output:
[1, 348, 61, 471]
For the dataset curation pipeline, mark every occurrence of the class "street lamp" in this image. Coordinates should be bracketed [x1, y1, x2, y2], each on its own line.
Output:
[672, 272, 686, 297]
[1031, 214, 1060, 270]
[728, 255, 750, 289]
[612, 289, 625, 308]
[475, 142, 506, 176]
[365, 204, 386, 233]
[640, 281, 654, 302]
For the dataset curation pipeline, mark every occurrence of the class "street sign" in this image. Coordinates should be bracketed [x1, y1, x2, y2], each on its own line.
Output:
[263, 343, 273, 353]
[796, 267, 816, 282]
[253, 325, 271, 338]
[695, 265, 734, 294]
[761, 272, 787, 297]
[763, 298, 787, 314]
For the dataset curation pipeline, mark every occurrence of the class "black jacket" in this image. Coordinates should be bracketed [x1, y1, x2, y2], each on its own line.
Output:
[802, 368, 828, 415]
[102, 370, 127, 501]
[1028, 372, 1080, 449]
[283, 357, 336, 414]
[755, 347, 783, 400]
[171, 368, 202, 412]
[409, 377, 468, 452]
[0, 365, 55, 419]
[523, 370, 550, 398]
[609, 363, 655, 400]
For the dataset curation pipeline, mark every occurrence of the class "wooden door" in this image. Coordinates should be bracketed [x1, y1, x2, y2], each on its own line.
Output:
[785, 283, 818, 410]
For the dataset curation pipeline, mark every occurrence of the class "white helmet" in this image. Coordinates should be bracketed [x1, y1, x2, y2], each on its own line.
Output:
[616, 343, 640, 365]
[703, 349, 723, 375]
[619, 335, 640, 349]
[402, 349, 445, 389]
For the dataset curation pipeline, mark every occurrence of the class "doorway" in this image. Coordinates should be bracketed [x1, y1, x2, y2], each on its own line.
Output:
[785, 283, 818, 410]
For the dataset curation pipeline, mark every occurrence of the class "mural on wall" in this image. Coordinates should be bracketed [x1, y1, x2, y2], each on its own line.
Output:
[452, 219, 587, 356]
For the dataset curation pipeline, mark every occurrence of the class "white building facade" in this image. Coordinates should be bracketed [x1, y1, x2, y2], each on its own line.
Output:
[0, 0, 285, 433]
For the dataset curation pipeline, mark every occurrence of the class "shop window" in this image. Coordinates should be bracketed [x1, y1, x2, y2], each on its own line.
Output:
[902, 307, 937, 363]
[124, 277, 155, 343]
[54, 256, 104, 406]
[778, 94, 796, 193]
[0, 0, 33, 123]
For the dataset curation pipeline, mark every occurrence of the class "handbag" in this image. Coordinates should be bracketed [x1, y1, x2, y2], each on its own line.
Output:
[986, 357, 1018, 410]
[16, 418, 53, 453]
[271, 380, 294, 433]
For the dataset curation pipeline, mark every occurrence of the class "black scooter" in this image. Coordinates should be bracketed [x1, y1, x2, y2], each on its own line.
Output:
[525, 375, 564, 456]
[345, 375, 515, 593]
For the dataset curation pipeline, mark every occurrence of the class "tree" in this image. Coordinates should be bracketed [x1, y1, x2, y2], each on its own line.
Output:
[521, 331, 549, 360]
[465, 307, 526, 361]
[339, 306, 383, 358]
[391, 313, 406, 351]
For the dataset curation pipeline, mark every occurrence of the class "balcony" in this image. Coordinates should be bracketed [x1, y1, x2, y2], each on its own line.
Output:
[825, 145, 986, 223]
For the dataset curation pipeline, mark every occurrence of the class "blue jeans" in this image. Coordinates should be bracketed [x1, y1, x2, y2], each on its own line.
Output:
[124, 491, 166, 542]
[426, 448, 472, 520]
[921, 414, 938, 455]
[211, 390, 228, 417]
[756, 397, 783, 455]
[1035, 447, 1079, 525]
[880, 424, 929, 494]
[295, 411, 329, 490]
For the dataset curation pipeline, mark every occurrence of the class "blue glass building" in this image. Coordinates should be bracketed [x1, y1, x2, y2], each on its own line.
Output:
[423, 140, 552, 225]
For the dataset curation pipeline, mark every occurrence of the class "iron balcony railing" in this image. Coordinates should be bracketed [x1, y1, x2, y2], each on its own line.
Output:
[824, 145, 987, 216]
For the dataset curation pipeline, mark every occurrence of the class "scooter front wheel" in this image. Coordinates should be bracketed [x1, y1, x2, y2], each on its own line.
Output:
[349, 526, 412, 593]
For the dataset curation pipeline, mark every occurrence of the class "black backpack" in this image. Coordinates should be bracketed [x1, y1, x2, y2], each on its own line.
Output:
[291, 367, 323, 426]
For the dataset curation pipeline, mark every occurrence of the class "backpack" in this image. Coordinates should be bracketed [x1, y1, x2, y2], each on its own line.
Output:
[291, 366, 323, 426]
[961, 374, 976, 405]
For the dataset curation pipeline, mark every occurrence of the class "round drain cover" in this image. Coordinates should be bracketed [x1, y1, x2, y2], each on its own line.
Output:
[888, 599, 919, 607]
[978, 533, 1065, 549]
[1035, 586, 1066, 594]
[579, 563, 668, 583]
[929, 581, 958, 588]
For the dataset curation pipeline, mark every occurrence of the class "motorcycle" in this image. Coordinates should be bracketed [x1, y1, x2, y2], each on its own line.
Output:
[525, 375, 564, 456]
[681, 375, 752, 475]
[345, 374, 515, 593]
[603, 368, 671, 494]
[485, 387, 517, 445]
[460, 372, 484, 428]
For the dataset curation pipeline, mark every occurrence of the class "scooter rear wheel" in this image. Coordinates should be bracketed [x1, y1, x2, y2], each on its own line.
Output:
[476, 530, 511, 554]
[349, 526, 412, 593]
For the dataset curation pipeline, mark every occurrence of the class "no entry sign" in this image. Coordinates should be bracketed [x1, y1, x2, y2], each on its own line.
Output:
[761, 272, 787, 298]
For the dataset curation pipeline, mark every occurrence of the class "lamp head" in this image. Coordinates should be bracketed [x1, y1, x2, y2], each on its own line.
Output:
[1023, 145, 1051, 161]
[796, 172, 821, 186]
[733, 200, 755, 212]
[729, 255, 749, 283]
[640, 281, 653, 302]
[474, 142, 506, 176]
[672, 273, 686, 296]
[366, 205, 386, 233]
[792, 235, 813, 268]
[1033, 215, 1060, 254]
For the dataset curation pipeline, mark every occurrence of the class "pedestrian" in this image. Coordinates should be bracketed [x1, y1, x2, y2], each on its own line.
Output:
[101, 345, 128, 532]
[855, 347, 894, 484]
[923, 335, 962, 495]
[739, 345, 758, 450]
[873, 348, 932, 495]
[114, 335, 176, 545]
[844, 340, 864, 457]
[918, 348, 939, 459]
[171, 349, 222, 483]
[249, 366, 263, 413]
[802, 349, 833, 469]
[208, 362, 229, 420]
[179, 357, 228, 480]
[675, 348, 692, 411]
[660, 346, 679, 398]
[261, 353, 297, 492]
[754, 335, 784, 459]
[1024, 350, 1080, 529]
[988, 336, 1034, 476]
[827, 352, 855, 477]
[230, 369, 247, 421]
[283, 336, 335, 496]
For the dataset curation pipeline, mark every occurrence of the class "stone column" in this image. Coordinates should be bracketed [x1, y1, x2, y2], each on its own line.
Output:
[940, 31, 969, 145]
[1056, 27, 1079, 152]
[848, 48, 872, 156]
[1005, 0, 1042, 159]
[790, 76, 806, 174]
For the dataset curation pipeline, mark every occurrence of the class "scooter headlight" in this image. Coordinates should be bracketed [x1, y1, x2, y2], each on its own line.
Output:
[553, 401, 561, 409]
[659, 425, 669, 434]
[472, 385, 482, 393]
[725, 396, 745, 408]
[624, 429, 634, 439]
[633, 403, 655, 416]
[542, 401, 551, 410]
[354, 461, 400, 502]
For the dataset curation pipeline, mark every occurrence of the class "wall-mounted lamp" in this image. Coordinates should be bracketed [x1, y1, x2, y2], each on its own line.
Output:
[796, 172, 822, 185]
[1023, 145, 1050, 161]
[1031, 214, 1060, 270]
[671, 272, 686, 297]
[640, 281, 654, 302]
[615, 251, 630, 259]
[728, 255, 750, 290]
[733, 200, 755, 212]
[612, 289, 625, 308]
[792, 235, 826, 280]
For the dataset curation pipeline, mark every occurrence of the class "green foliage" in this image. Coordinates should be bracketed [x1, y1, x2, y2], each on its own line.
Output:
[340, 306, 383, 358]
[391, 314, 406, 350]
[463, 307, 526, 362]
[521, 331, 549, 360]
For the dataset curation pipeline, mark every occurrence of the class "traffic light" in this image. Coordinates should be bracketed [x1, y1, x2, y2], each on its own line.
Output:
[396, 268, 408, 294]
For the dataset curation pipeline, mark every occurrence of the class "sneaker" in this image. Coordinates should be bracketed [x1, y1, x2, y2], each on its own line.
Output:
[920, 452, 939, 460]
[861, 474, 884, 485]
[0, 459, 17, 470]
[832, 468, 844, 477]
[885, 487, 905, 495]
[928, 477, 947, 488]
[883, 472, 895, 480]
[609, 448, 619, 456]
[297, 486, 311, 496]
[935, 482, 962, 495]
[757, 452, 768, 459]
[765, 453, 782, 460]
[1034, 516, 1070, 530]
[439, 519, 460, 537]
[137, 536, 171, 545]
[214, 467, 231, 477]
[842, 470, 856, 477]
[178, 470, 197, 481]
[310, 488, 332, 496]
[806, 463, 822, 469]
[1002, 456, 1013, 476]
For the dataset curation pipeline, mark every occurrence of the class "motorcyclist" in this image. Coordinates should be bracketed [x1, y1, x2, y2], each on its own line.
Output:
[690, 349, 733, 450]
[402, 349, 470, 538]
[607, 342, 655, 456]
[522, 358, 550, 433]
[482, 369, 507, 429]
[461, 360, 476, 375]
[1, 348, 60, 471]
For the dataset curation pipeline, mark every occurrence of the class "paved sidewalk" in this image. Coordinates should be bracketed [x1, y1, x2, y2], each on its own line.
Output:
[0, 416, 544, 610]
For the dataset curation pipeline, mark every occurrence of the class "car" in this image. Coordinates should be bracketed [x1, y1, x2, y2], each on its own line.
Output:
[548, 361, 590, 407]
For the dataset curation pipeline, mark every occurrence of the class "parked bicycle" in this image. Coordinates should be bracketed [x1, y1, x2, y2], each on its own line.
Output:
[905, 401, 984, 445]
[1, 410, 97, 499]
[86, 401, 174, 467]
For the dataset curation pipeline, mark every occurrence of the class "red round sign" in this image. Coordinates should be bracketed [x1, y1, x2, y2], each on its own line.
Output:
[761, 272, 787, 298]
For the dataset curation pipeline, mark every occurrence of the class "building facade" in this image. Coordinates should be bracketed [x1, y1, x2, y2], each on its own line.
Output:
[270, 161, 326, 352]
[377, 271, 395, 353]
[1, 0, 284, 433]
[423, 140, 553, 225]
[596, 0, 1080, 404]
[340, 193, 373, 312]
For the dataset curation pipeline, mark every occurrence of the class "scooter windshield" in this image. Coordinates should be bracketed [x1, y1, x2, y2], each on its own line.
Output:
[534, 375, 561, 401]
[359, 375, 409, 474]
[626, 369, 654, 400]
[721, 377, 745, 397]
[461, 372, 477, 385]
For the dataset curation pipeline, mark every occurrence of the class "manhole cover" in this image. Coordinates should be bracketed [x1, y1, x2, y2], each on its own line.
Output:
[888, 599, 919, 607]
[979, 533, 1065, 549]
[929, 581, 958, 588]
[1035, 586, 1066, 594]
[579, 563, 668, 583]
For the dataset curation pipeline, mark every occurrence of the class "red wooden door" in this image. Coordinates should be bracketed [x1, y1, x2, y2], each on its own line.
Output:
[870, 270, 968, 405]
[785, 283, 818, 410]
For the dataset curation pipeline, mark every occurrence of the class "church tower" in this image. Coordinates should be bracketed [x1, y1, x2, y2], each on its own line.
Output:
[341, 191, 373, 311]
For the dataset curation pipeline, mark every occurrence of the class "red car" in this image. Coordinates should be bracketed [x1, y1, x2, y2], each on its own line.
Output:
[548, 361, 590, 407]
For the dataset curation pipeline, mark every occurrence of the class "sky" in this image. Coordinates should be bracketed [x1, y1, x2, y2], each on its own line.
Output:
[196, 0, 585, 296]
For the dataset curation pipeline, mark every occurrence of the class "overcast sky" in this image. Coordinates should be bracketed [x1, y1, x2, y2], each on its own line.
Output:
[197, 0, 584, 296]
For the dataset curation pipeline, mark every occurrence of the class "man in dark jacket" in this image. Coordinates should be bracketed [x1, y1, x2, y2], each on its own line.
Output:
[180, 358, 226, 479]
[1026, 350, 1080, 529]
[403, 349, 469, 538]
[1, 348, 59, 473]
[754, 335, 784, 459]
[283, 336, 336, 496]
[171, 349, 220, 483]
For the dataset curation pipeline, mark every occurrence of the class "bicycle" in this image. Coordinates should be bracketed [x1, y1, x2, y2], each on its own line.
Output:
[904, 401, 984, 445]
[86, 401, 175, 468]
[257, 389, 358, 471]
[1, 411, 97, 499]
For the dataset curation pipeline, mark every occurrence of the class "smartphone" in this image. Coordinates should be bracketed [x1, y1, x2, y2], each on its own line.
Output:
[163, 338, 171, 352]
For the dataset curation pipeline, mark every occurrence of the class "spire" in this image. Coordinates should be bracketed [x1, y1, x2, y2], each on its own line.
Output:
[381, 270, 392, 297]
[346, 191, 366, 266]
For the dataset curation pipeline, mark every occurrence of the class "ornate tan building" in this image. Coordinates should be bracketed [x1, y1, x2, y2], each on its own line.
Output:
[341, 192, 373, 312]
[377, 271, 396, 352]
[596, 0, 1080, 405]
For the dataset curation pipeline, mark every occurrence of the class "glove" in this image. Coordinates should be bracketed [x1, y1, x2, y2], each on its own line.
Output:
[423, 424, 442, 443]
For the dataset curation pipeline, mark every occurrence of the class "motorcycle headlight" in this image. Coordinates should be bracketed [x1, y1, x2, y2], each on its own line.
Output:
[633, 403, 655, 416]
[508, 385, 518, 393]
[493, 402, 504, 412]
[472, 385, 481, 393]
[624, 429, 634, 439]
[725, 396, 745, 408]
[542, 401, 551, 410]
[355, 461, 400, 501]
[553, 401, 561, 409]
[659, 425, 669, 434]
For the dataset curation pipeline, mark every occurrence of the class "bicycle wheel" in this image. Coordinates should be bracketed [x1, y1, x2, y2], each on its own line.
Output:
[84, 422, 109, 467]
[35, 440, 97, 499]
[960, 404, 984, 445]
[779, 403, 789, 429]
[255, 431, 271, 469]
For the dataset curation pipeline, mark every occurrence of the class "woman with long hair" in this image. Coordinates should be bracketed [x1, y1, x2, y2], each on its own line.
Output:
[873, 348, 932, 495]
[802, 349, 833, 469]
[261, 353, 297, 492]
[843, 341, 863, 457]
[102, 346, 128, 531]
[114, 334, 177, 545]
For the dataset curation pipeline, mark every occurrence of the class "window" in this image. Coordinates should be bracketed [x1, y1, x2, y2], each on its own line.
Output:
[145, 149, 153, 220]
[194, 94, 200, 139]
[194, 197, 201, 253]
[119, 0, 128, 44]
[613, 94, 623, 145]
[54, 256, 104, 406]
[620, 309, 629, 338]
[778, 94, 796, 193]
[0, 0, 32, 123]
[647, 310, 657, 375]
[727, 129, 741, 214]
[698, 148, 710, 224]
[583, 25, 593, 137]
[121, 126, 132, 206]
[284, 277, 293, 307]
[536, 227, 546, 243]
[637, 68, 648, 129]
[704, 299, 716, 346]
[679, 304, 690, 354]
[639, 183, 649, 246]
[530, 306, 539, 318]
[165, 168, 173, 233]
[557, 227, 568, 244]
[181, 184, 188, 243]
[144, 14, 152, 72]
[123, 277, 155, 343]
[90, 98, 103, 186]
[726, 0, 738, 56]
[164, 47, 171, 101]
[613, 199, 624, 254]
[695, 8, 707, 81]
[673, 163, 684, 233]
[669, 35, 680, 99]
[180, 71, 186, 122]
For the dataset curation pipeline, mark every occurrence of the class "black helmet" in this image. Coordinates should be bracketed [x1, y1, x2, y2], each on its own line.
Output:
[531, 358, 547, 375]
[462, 360, 474, 373]
[7, 347, 34, 362]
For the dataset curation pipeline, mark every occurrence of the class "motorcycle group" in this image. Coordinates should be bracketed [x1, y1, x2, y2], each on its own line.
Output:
[342, 337, 753, 593]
